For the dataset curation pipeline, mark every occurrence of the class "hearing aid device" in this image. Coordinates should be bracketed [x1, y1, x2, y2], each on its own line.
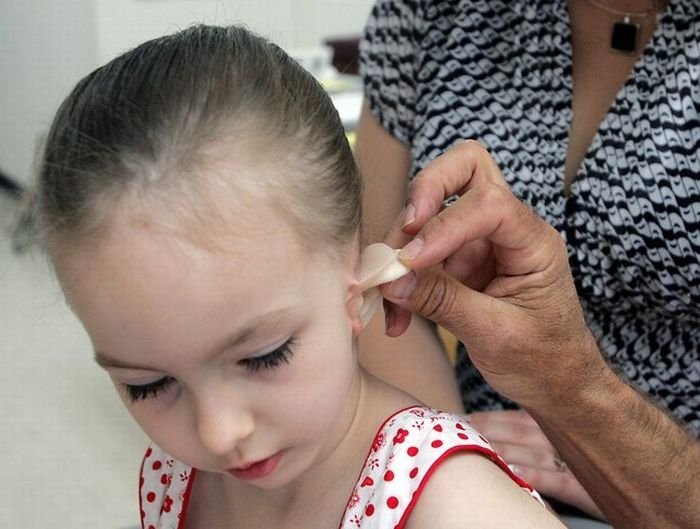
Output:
[357, 243, 412, 327]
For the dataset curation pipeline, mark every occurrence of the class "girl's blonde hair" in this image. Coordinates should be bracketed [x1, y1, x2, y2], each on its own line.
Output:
[37, 25, 361, 255]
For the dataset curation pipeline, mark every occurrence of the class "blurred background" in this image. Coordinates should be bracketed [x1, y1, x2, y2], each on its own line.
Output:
[0, 1, 372, 526]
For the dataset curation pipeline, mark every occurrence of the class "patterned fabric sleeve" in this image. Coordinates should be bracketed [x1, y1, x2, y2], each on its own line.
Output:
[359, 0, 421, 145]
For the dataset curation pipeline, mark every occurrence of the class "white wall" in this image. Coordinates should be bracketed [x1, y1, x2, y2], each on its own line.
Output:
[94, 0, 373, 63]
[0, 0, 374, 186]
[94, 0, 295, 63]
[0, 0, 98, 185]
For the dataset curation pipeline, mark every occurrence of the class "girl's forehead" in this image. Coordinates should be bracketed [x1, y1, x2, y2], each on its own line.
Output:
[55, 205, 317, 307]
[52, 196, 304, 286]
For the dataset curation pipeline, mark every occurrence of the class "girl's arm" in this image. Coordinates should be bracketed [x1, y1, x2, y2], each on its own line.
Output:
[405, 453, 566, 529]
[355, 101, 463, 413]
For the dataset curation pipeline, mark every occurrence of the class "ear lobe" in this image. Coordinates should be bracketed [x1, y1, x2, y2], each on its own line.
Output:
[354, 243, 411, 332]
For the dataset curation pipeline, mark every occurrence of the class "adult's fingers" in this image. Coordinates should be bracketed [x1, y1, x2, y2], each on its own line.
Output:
[467, 411, 543, 442]
[489, 442, 561, 473]
[398, 183, 556, 278]
[399, 140, 509, 236]
[382, 141, 559, 279]
[468, 410, 540, 426]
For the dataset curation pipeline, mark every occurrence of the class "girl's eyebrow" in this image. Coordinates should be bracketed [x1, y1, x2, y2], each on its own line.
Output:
[93, 307, 294, 370]
[94, 353, 150, 370]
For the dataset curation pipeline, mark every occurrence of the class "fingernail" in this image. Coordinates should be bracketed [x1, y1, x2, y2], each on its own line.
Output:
[399, 237, 424, 261]
[401, 203, 416, 228]
[385, 272, 417, 300]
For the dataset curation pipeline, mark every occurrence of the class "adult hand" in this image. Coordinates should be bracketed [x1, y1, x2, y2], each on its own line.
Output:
[379, 140, 607, 410]
[467, 410, 604, 520]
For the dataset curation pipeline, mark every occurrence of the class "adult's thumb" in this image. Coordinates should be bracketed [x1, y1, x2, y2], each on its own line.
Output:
[381, 268, 484, 340]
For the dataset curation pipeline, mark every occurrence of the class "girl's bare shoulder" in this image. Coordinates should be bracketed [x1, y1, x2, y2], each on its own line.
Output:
[404, 452, 566, 529]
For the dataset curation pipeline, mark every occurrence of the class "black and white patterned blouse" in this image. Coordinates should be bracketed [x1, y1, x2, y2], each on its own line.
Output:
[360, 0, 700, 436]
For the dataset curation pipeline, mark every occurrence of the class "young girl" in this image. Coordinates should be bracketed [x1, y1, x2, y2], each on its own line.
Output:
[36, 25, 564, 529]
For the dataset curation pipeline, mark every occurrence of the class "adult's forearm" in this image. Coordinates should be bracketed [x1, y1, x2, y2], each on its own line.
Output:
[530, 340, 700, 529]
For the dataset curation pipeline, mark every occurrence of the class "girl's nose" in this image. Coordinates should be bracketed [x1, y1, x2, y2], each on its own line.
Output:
[195, 393, 255, 456]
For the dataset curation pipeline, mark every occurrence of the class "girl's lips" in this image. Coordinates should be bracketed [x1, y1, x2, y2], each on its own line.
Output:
[227, 451, 284, 481]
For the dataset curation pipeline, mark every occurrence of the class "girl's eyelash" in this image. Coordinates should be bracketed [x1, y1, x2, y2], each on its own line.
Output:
[241, 340, 295, 372]
[123, 340, 295, 402]
[124, 376, 176, 403]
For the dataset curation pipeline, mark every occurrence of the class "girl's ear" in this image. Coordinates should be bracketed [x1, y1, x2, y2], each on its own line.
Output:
[345, 280, 365, 337]
[344, 235, 366, 336]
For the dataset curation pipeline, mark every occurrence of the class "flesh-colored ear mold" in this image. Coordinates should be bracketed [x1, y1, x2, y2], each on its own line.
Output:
[357, 243, 411, 327]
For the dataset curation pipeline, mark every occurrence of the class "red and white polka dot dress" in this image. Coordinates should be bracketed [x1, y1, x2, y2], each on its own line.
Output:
[139, 446, 194, 529]
[139, 406, 542, 529]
